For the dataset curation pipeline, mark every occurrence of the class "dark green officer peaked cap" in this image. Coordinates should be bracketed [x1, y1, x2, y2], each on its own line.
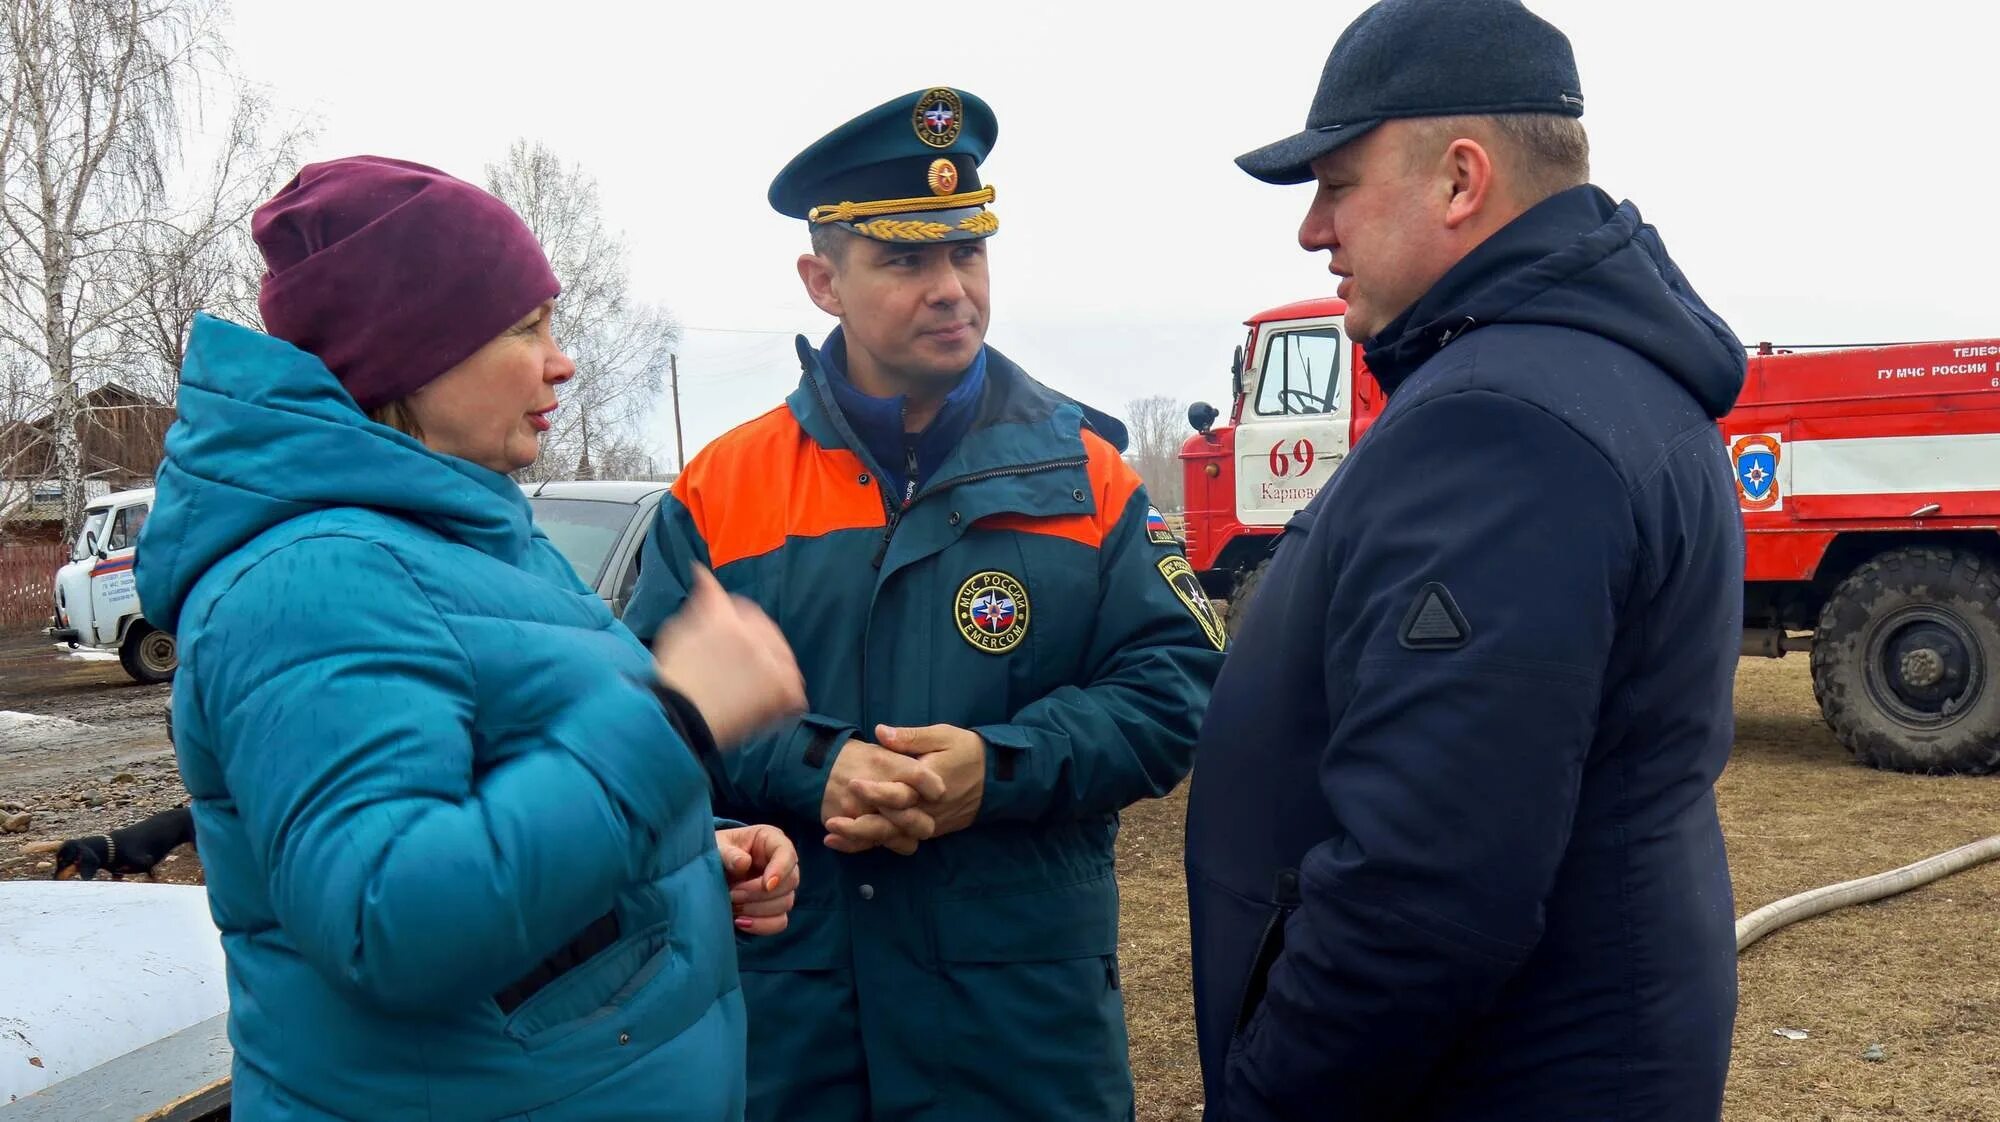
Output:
[769, 86, 999, 244]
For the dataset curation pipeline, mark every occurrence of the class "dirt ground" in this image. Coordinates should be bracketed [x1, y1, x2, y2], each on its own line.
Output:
[0, 633, 196, 884]
[4, 634, 1998, 1117]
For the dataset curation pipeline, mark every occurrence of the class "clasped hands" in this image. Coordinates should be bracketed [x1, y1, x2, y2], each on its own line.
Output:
[819, 724, 987, 855]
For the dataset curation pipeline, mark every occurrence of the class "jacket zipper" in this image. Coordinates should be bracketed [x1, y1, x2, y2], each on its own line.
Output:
[804, 368, 905, 562]
[870, 443, 921, 569]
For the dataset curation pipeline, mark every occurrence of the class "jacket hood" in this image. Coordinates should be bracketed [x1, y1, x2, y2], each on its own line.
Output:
[1363, 185, 1746, 418]
[135, 314, 536, 632]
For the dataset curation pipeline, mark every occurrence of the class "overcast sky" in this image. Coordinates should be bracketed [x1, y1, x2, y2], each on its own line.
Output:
[224, 0, 1996, 469]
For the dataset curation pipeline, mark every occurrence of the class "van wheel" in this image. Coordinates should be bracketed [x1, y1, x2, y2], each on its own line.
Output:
[119, 621, 178, 685]
[1811, 547, 2000, 774]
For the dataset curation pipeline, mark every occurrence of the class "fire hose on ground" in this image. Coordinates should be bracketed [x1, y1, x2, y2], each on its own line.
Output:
[19, 826, 1996, 954]
[1735, 834, 2000, 953]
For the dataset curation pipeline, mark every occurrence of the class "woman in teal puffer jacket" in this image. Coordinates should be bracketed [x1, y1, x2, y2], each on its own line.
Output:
[134, 156, 806, 1120]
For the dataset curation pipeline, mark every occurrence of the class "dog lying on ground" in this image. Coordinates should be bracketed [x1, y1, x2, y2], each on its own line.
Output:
[22, 806, 197, 881]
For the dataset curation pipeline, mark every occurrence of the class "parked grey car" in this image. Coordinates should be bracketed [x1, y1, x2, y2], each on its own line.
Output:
[522, 479, 672, 620]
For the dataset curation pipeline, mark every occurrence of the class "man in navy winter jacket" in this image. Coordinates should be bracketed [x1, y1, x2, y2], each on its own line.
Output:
[1185, 2, 1747, 1119]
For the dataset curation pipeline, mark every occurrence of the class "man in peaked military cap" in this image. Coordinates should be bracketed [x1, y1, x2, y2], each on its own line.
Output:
[625, 87, 1224, 1121]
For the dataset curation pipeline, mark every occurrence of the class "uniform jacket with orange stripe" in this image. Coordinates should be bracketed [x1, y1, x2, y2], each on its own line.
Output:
[622, 337, 1224, 1102]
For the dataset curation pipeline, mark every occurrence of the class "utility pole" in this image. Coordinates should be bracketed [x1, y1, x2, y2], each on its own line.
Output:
[574, 409, 594, 480]
[670, 353, 686, 471]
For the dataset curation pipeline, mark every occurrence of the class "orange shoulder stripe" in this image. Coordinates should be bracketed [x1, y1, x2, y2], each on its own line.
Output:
[674, 406, 887, 568]
[972, 429, 1142, 549]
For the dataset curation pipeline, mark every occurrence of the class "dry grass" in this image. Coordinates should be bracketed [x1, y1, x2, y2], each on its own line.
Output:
[1719, 660, 2000, 1120]
[1117, 657, 2000, 1121]
[1115, 783, 1208, 1122]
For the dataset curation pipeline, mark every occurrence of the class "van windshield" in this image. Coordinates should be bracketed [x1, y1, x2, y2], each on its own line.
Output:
[73, 510, 110, 561]
[529, 497, 639, 587]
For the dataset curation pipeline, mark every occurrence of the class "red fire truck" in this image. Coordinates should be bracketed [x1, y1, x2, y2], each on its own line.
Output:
[1181, 297, 2000, 774]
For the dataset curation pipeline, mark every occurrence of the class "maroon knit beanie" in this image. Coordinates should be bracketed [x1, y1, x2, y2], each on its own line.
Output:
[251, 155, 560, 411]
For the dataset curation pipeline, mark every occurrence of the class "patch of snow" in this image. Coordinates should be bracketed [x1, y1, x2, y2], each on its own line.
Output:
[0, 711, 93, 752]
[49, 643, 119, 663]
[0, 711, 87, 731]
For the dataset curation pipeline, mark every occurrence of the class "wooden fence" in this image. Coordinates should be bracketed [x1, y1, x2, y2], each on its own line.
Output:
[1, 544, 63, 634]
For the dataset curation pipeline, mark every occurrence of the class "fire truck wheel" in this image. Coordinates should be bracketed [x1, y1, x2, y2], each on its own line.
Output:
[1228, 561, 1271, 621]
[118, 621, 179, 686]
[1812, 546, 2000, 775]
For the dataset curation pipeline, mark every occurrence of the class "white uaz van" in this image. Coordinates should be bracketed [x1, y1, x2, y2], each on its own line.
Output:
[46, 486, 176, 684]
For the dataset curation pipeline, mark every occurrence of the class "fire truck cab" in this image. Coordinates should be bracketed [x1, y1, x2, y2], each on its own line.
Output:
[1181, 298, 1366, 598]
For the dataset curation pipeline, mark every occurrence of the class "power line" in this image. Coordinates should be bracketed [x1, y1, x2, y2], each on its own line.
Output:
[677, 324, 814, 337]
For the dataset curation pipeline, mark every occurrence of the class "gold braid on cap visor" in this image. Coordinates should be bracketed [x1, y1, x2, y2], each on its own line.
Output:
[807, 185, 996, 224]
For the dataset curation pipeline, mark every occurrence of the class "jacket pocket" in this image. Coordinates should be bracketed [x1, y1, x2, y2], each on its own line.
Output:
[932, 871, 1119, 964]
[503, 922, 672, 1047]
[1231, 869, 1301, 1036]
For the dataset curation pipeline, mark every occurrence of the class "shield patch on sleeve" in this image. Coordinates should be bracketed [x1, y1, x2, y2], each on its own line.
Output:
[1158, 555, 1227, 650]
